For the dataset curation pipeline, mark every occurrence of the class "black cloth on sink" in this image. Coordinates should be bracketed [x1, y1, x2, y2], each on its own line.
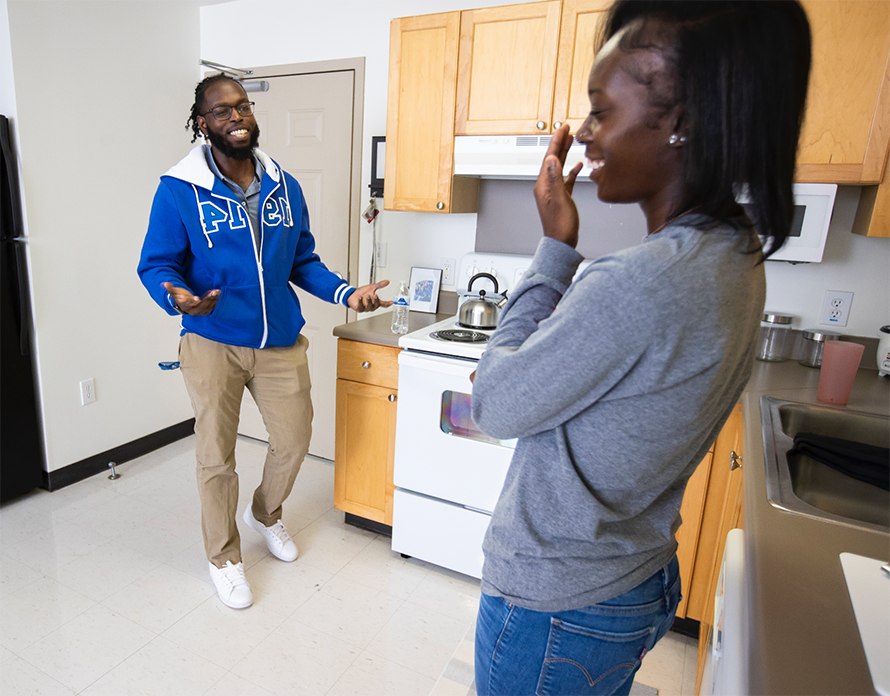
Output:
[789, 432, 890, 491]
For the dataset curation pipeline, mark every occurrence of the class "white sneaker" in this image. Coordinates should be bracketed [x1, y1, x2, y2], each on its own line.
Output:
[243, 507, 299, 562]
[208, 561, 252, 609]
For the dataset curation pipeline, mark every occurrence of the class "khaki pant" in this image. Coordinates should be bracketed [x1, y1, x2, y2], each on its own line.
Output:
[179, 332, 312, 568]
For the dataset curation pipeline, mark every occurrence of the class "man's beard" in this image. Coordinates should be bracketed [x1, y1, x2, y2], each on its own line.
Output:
[205, 124, 260, 160]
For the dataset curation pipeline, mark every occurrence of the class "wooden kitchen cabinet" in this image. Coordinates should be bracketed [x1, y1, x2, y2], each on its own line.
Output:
[334, 340, 400, 526]
[852, 145, 890, 238]
[674, 446, 714, 620]
[455, 1, 562, 135]
[552, 0, 614, 132]
[455, 0, 611, 136]
[692, 403, 745, 696]
[673, 404, 745, 628]
[796, 0, 890, 185]
[384, 12, 479, 213]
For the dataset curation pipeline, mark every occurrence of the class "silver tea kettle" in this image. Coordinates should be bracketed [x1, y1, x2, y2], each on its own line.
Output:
[459, 273, 507, 329]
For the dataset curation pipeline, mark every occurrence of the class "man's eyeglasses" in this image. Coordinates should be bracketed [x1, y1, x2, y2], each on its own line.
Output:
[201, 102, 255, 121]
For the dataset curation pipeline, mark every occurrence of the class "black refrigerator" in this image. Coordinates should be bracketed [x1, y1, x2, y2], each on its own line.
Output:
[1, 114, 44, 501]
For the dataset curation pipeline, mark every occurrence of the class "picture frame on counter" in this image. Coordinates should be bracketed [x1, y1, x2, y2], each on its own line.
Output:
[408, 267, 442, 314]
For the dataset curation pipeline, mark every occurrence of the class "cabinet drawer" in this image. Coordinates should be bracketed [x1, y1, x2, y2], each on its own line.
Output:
[337, 340, 400, 389]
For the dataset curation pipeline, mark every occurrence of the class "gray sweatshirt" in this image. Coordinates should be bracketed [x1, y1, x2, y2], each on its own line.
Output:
[471, 217, 765, 612]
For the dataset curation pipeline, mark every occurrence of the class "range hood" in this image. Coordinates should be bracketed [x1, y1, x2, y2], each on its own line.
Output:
[455, 135, 837, 264]
[453, 135, 591, 179]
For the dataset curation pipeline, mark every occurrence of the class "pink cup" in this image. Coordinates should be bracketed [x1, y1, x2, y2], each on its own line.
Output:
[816, 341, 865, 405]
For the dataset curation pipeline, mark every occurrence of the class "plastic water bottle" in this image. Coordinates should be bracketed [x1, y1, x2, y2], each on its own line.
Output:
[391, 280, 410, 335]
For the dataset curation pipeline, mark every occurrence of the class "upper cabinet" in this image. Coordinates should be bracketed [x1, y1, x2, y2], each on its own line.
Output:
[385, 0, 890, 212]
[552, 0, 614, 132]
[796, 0, 890, 184]
[384, 12, 479, 213]
[455, 0, 612, 136]
[455, 1, 561, 135]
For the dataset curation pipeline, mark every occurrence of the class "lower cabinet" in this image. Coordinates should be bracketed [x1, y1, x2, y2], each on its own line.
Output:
[689, 404, 745, 696]
[674, 404, 745, 626]
[333, 340, 400, 526]
[675, 445, 715, 620]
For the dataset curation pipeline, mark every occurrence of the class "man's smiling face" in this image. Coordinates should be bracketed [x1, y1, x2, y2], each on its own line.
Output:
[197, 79, 260, 161]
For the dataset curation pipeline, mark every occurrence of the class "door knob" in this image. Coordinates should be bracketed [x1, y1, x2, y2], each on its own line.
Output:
[388, 394, 396, 402]
[362, 361, 371, 369]
[553, 121, 562, 129]
[536, 121, 547, 130]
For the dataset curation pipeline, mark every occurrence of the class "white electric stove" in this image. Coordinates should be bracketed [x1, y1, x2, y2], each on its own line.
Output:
[398, 316, 493, 360]
[392, 251, 593, 577]
[391, 252, 534, 578]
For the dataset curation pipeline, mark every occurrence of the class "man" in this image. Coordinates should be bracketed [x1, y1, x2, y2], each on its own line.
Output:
[138, 74, 390, 609]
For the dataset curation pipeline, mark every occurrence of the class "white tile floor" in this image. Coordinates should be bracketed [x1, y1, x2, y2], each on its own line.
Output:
[1, 435, 697, 695]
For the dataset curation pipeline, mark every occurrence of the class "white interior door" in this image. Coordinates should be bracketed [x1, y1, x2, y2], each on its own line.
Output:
[238, 69, 356, 460]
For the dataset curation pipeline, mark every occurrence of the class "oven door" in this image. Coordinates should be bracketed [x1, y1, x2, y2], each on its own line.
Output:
[394, 350, 515, 513]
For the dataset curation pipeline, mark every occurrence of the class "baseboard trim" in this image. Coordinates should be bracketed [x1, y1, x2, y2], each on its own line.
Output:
[344, 512, 392, 537]
[671, 615, 700, 639]
[42, 419, 196, 492]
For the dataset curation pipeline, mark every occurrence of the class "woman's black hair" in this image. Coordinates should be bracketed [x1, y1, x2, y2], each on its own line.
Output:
[185, 73, 243, 144]
[598, 1, 812, 260]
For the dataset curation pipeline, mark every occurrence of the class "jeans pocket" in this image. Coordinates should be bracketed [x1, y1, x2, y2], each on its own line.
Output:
[536, 619, 653, 696]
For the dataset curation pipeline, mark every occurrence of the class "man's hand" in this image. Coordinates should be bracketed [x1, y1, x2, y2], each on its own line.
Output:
[347, 280, 393, 313]
[163, 282, 219, 315]
[534, 124, 583, 249]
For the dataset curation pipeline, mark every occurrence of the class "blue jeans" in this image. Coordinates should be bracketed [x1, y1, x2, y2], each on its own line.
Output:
[474, 556, 681, 696]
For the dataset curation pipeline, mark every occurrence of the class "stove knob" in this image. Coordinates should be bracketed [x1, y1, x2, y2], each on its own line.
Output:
[362, 361, 371, 369]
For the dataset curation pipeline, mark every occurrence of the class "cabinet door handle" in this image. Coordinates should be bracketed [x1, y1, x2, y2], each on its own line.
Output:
[536, 120, 547, 131]
[729, 450, 742, 470]
[553, 121, 562, 129]
[388, 394, 396, 402]
[361, 361, 371, 369]
[436, 202, 445, 210]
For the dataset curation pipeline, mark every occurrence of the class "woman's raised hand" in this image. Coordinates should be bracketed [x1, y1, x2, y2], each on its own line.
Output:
[533, 124, 583, 249]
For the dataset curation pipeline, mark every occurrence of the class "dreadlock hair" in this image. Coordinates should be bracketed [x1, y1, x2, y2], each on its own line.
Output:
[598, 1, 812, 260]
[186, 73, 243, 143]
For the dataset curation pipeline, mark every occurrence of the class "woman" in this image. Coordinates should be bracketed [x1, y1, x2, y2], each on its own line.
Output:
[470, 2, 811, 695]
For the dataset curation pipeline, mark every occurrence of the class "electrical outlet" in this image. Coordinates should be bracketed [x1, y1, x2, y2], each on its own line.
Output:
[819, 290, 853, 327]
[440, 257, 456, 285]
[375, 242, 387, 268]
[80, 378, 96, 405]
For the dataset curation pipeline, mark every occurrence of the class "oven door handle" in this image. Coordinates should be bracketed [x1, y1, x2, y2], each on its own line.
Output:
[398, 350, 477, 377]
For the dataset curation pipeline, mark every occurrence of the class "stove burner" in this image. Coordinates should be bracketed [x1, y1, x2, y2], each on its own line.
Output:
[430, 329, 489, 344]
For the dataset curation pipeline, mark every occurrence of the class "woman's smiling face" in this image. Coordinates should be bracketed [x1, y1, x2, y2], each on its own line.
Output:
[575, 27, 685, 226]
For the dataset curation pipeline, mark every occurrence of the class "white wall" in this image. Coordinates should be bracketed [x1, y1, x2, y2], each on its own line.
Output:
[764, 186, 890, 337]
[6, 0, 200, 472]
[0, 0, 14, 116]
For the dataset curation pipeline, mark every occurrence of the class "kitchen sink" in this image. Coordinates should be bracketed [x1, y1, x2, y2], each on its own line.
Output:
[761, 396, 889, 534]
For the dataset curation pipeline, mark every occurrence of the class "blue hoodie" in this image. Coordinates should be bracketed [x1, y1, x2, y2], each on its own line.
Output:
[138, 144, 355, 348]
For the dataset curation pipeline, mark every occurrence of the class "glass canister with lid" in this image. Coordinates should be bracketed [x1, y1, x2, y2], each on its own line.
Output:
[755, 313, 794, 362]
[878, 325, 890, 377]
[798, 328, 841, 367]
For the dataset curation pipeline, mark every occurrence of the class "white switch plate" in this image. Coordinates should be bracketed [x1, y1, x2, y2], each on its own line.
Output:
[819, 290, 853, 327]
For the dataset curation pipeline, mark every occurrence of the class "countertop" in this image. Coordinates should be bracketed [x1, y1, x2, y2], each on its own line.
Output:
[332, 311, 454, 348]
[742, 360, 889, 696]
